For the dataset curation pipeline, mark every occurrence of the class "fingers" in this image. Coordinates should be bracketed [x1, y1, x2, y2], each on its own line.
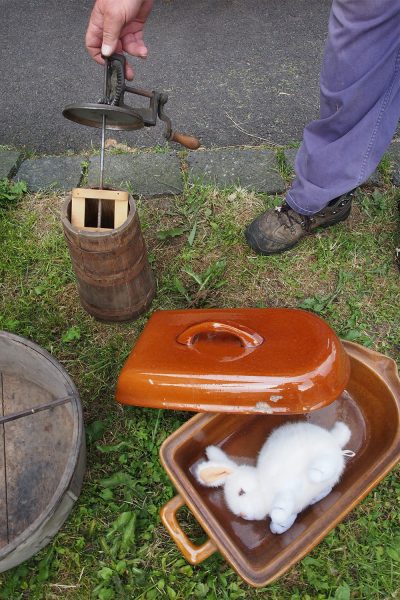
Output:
[85, 0, 154, 81]
[121, 29, 148, 79]
[124, 61, 134, 81]
[101, 5, 126, 56]
[85, 4, 104, 63]
[131, 0, 153, 52]
[122, 31, 148, 59]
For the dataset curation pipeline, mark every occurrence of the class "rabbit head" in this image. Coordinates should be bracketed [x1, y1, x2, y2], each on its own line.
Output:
[195, 446, 268, 520]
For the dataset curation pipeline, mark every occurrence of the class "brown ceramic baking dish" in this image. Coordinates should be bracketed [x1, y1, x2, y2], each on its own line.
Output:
[159, 341, 400, 587]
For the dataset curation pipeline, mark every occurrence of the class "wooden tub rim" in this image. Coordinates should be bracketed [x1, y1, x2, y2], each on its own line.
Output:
[0, 331, 84, 560]
[61, 193, 136, 237]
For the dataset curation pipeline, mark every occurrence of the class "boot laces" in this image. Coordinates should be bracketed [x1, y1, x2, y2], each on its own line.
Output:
[275, 202, 308, 232]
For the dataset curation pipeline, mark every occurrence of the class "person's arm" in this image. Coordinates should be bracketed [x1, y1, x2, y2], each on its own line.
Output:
[85, 0, 153, 80]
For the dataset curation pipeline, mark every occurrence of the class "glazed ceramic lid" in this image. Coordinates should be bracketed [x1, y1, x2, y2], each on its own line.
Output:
[115, 308, 350, 414]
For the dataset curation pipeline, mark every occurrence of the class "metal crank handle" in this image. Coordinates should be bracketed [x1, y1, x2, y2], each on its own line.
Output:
[158, 94, 200, 149]
[169, 130, 201, 150]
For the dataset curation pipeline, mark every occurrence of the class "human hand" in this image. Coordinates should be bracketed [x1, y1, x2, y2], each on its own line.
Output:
[85, 0, 153, 80]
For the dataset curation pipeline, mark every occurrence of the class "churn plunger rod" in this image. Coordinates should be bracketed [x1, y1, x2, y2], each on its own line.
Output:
[97, 57, 109, 226]
[99, 57, 108, 191]
[100, 111, 106, 189]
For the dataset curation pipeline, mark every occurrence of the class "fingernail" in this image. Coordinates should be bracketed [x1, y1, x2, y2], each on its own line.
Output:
[101, 44, 113, 56]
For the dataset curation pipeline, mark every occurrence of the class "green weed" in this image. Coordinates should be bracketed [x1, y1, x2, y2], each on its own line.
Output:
[0, 178, 27, 209]
[276, 147, 293, 182]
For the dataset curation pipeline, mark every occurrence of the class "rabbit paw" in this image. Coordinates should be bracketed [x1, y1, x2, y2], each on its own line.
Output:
[270, 513, 297, 535]
[270, 507, 291, 524]
[270, 492, 295, 525]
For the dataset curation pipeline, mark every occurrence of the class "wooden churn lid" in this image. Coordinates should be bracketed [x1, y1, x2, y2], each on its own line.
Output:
[0, 332, 85, 572]
[115, 308, 350, 414]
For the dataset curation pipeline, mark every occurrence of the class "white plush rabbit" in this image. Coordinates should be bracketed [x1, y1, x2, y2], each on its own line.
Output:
[195, 421, 354, 534]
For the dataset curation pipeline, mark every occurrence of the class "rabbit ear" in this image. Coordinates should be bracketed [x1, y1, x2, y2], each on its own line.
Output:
[205, 445, 237, 467]
[196, 461, 235, 487]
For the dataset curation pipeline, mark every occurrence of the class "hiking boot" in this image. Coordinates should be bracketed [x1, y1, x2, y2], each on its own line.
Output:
[245, 193, 353, 255]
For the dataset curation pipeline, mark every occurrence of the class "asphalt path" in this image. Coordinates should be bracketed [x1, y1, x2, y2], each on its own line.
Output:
[1, 0, 332, 153]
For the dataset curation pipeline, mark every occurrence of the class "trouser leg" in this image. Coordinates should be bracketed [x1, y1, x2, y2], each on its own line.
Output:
[286, 0, 400, 216]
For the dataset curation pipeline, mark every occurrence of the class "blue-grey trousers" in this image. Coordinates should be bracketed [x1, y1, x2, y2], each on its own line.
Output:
[287, 0, 400, 215]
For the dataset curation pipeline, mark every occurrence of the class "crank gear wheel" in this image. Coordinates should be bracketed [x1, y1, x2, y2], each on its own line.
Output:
[105, 57, 125, 106]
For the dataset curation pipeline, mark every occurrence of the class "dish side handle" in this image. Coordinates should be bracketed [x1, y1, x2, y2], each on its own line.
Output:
[160, 494, 217, 564]
[343, 340, 400, 399]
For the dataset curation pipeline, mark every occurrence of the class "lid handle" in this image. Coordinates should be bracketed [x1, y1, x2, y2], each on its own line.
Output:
[176, 320, 264, 348]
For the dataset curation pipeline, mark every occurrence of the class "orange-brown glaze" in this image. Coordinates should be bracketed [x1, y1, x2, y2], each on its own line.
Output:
[116, 308, 350, 414]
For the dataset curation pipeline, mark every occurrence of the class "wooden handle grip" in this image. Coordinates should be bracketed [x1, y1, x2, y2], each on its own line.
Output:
[170, 131, 201, 150]
[159, 495, 217, 565]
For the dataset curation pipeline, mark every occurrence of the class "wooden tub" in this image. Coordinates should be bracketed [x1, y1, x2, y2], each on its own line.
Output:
[0, 332, 85, 572]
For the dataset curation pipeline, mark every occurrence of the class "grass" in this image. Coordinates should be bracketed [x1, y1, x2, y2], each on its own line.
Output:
[0, 174, 399, 599]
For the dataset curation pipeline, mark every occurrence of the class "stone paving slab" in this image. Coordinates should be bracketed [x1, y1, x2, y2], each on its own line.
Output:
[0, 150, 22, 179]
[88, 152, 183, 197]
[16, 155, 84, 191]
[9, 141, 400, 196]
[187, 149, 285, 194]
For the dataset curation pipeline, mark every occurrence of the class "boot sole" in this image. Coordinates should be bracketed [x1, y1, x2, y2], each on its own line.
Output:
[245, 206, 351, 256]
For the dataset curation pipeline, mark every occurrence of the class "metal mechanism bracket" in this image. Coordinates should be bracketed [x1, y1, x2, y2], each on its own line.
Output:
[62, 54, 200, 189]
